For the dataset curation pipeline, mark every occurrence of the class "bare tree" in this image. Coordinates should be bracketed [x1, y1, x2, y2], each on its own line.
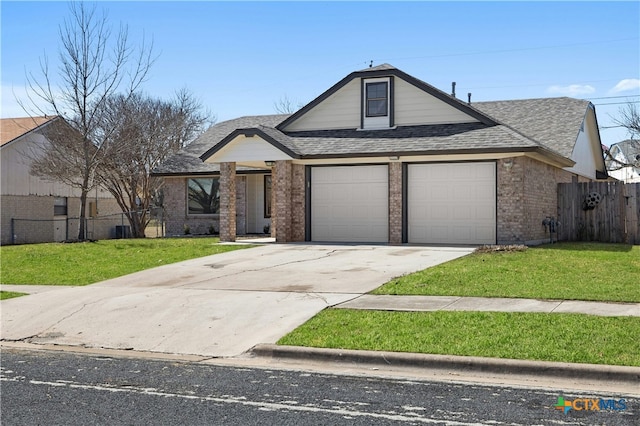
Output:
[22, 2, 154, 240]
[604, 102, 640, 170]
[96, 90, 211, 237]
[273, 95, 304, 114]
[614, 102, 640, 140]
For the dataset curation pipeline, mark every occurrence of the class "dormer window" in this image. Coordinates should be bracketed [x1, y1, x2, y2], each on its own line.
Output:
[361, 77, 393, 129]
[366, 82, 388, 117]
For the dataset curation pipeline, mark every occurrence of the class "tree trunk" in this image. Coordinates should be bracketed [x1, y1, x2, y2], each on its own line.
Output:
[78, 189, 88, 241]
[129, 210, 147, 238]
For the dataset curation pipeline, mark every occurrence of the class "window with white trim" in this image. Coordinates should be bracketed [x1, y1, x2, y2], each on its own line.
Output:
[362, 77, 392, 129]
[366, 82, 388, 117]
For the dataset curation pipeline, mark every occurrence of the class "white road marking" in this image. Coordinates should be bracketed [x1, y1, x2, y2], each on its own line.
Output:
[0, 374, 527, 425]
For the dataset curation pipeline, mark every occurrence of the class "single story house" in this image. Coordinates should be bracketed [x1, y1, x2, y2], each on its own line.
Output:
[153, 64, 608, 245]
[1, 116, 122, 244]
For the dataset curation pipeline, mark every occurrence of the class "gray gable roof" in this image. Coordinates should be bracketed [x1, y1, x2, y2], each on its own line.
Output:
[277, 63, 497, 131]
[609, 139, 640, 162]
[153, 66, 592, 176]
[154, 114, 289, 175]
[473, 97, 589, 159]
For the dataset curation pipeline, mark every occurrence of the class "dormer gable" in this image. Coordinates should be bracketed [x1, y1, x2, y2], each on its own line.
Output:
[277, 64, 497, 132]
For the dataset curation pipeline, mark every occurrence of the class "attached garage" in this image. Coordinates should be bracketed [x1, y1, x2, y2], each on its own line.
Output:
[408, 162, 496, 245]
[311, 165, 388, 242]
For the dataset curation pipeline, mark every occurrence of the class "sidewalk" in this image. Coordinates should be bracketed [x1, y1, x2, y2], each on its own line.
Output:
[334, 295, 640, 317]
[4, 285, 639, 317]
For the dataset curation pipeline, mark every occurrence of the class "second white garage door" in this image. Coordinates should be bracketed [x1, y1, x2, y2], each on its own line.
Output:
[311, 165, 388, 242]
[408, 162, 496, 245]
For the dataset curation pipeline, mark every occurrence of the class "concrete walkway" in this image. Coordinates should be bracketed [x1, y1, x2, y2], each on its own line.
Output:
[4, 286, 638, 317]
[0, 244, 474, 357]
[335, 295, 640, 316]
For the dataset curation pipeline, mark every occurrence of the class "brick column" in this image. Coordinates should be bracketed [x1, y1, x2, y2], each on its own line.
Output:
[388, 162, 403, 244]
[270, 169, 276, 238]
[290, 164, 306, 242]
[219, 162, 236, 242]
[274, 160, 292, 242]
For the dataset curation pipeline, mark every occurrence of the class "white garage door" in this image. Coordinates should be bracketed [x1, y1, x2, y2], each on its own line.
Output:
[311, 165, 388, 242]
[408, 162, 496, 245]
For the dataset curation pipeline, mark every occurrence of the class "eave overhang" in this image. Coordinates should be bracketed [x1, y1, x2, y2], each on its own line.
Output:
[199, 128, 300, 162]
[277, 67, 498, 131]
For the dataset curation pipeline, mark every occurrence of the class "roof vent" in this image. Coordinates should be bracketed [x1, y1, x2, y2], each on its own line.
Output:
[467, 93, 472, 105]
[451, 82, 456, 98]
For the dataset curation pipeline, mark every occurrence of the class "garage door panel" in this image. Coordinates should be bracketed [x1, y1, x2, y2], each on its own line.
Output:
[312, 166, 388, 243]
[408, 163, 496, 245]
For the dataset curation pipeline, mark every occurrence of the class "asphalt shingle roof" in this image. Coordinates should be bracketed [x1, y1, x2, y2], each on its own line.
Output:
[155, 114, 289, 175]
[153, 78, 588, 175]
[282, 123, 539, 157]
[473, 97, 589, 159]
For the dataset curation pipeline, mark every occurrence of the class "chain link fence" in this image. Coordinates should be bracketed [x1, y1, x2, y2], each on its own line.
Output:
[8, 209, 165, 245]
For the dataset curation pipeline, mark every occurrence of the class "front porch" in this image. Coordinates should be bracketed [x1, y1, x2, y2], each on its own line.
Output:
[218, 160, 306, 243]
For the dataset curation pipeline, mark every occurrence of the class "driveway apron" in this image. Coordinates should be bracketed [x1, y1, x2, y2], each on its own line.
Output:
[1, 244, 472, 357]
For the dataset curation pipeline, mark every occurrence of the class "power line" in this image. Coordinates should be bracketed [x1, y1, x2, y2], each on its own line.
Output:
[592, 101, 640, 106]
[584, 95, 640, 100]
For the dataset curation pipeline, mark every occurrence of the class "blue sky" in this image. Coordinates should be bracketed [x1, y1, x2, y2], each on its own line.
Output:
[2, 1, 639, 147]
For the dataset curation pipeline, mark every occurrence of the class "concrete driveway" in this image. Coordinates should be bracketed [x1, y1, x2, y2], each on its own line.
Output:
[1, 243, 473, 357]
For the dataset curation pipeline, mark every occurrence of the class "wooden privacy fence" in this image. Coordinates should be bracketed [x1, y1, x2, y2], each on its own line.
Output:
[557, 182, 640, 244]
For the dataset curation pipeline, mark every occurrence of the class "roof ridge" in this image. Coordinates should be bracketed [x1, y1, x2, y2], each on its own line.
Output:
[0, 115, 58, 146]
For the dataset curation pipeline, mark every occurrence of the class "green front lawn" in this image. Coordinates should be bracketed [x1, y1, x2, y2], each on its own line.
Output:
[0, 238, 253, 286]
[374, 243, 640, 302]
[278, 309, 640, 366]
[0, 291, 28, 300]
[280, 242, 640, 366]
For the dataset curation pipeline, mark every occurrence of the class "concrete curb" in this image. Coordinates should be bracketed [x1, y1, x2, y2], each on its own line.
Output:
[250, 344, 640, 385]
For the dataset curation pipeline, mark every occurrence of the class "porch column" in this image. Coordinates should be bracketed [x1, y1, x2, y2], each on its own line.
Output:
[219, 162, 236, 242]
[389, 161, 403, 244]
[270, 166, 277, 238]
[274, 160, 292, 242]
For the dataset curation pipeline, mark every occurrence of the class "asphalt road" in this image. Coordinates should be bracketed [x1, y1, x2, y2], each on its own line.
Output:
[1, 349, 638, 426]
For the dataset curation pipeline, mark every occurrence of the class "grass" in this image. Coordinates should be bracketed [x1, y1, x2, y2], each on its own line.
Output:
[280, 242, 640, 366]
[0, 291, 28, 300]
[278, 309, 640, 366]
[0, 238, 253, 285]
[374, 242, 640, 302]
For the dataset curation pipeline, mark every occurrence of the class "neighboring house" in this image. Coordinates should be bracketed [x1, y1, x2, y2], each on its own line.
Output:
[1, 116, 121, 245]
[605, 139, 640, 183]
[153, 64, 608, 245]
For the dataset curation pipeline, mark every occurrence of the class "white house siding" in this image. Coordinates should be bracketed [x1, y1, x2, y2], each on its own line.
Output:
[1, 134, 81, 197]
[1, 131, 122, 244]
[565, 113, 599, 180]
[394, 79, 480, 126]
[608, 165, 640, 183]
[208, 135, 293, 163]
[282, 79, 361, 131]
[246, 174, 271, 233]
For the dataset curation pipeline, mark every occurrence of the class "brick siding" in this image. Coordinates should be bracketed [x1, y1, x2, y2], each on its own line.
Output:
[388, 162, 402, 244]
[497, 157, 580, 245]
[219, 162, 237, 242]
[290, 164, 306, 241]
